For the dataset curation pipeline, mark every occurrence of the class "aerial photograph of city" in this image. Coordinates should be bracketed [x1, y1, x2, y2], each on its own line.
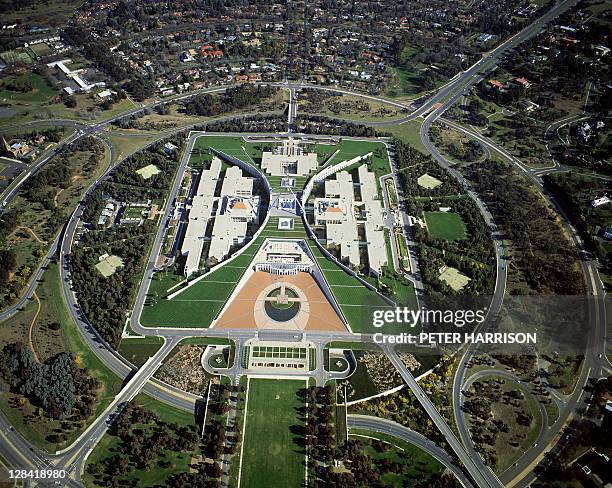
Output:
[0, 0, 609, 486]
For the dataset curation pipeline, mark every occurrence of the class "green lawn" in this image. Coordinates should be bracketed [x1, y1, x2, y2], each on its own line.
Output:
[0, 73, 55, 103]
[424, 211, 467, 241]
[383, 120, 428, 154]
[240, 379, 306, 488]
[117, 336, 164, 366]
[107, 132, 161, 162]
[321, 139, 391, 179]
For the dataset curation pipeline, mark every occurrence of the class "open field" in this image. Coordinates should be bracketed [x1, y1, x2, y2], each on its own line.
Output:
[106, 133, 162, 162]
[382, 120, 428, 154]
[95, 254, 124, 278]
[424, 211, 467, 240]
[466, 377, 543, 473]
[0, 74, 55, 103]
[240, 379, 306, 488]
[0, 0, 82, 26]
[0, 74, 136, 127]
[417, 173, 442, 189]
[301, 93, 405, 122]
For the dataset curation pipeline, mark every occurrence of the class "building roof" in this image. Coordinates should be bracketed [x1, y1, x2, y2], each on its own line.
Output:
[261, 139, 318, 177]
[315, 164, 388, 274]
[221, 165, 253, 197]
[182, 157, 222, 276]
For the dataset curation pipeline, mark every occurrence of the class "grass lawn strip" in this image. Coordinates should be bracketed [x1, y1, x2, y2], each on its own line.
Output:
[348, 428, 445, 485]
[239, 379, 306, 488]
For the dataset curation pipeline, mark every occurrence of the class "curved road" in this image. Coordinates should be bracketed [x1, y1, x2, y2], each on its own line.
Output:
[443, 117, 609, 488]
[347, 414, 474, 488]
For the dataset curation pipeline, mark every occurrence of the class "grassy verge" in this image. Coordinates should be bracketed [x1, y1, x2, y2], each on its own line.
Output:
[382, 120, 428, 154]
[117, 336, 164, 366]
[348, 428, 445, 484]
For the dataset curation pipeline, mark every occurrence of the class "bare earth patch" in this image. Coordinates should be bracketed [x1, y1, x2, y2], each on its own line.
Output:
[155, 345, 209, 395]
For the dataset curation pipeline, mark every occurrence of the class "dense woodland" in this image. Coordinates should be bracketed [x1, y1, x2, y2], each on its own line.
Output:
[195, 114, 287, 133]
[544, 171, 611, 267]
[182, 85, 278, 116]
[0, 343, 100, 423]
[464, 160, 585, 295]
[71, 222, 153, 347]
[72, 139, 181, 346]
[295, 115, 379, 137]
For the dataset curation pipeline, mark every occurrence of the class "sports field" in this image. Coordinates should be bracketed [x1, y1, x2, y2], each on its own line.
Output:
[424, 211, 467, 240]
[135, 164, 161, 179]
[239, 379, 306, 488]
[417, 173, 442, 189]
[439, 266, 471, 291]
[95, 255, 124, 278]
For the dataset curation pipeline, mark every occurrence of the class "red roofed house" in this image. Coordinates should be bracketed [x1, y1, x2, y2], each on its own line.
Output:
[515, 77, 531, 88]
[488, 79, 504, 90]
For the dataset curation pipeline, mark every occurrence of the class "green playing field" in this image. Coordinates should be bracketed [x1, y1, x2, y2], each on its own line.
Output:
[424, 211, 467, 240]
